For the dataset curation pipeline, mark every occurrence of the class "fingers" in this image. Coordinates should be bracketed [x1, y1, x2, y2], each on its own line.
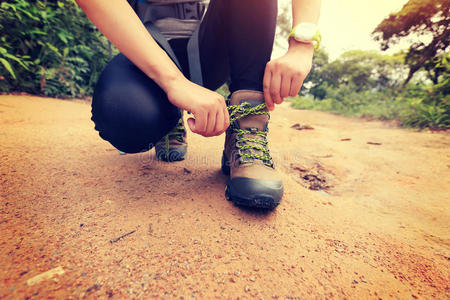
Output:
[214, 108, 224, 135]
[194, 110, 207, 135]
[189, 93, 229, 137]
[280, 74, 291, 101]
[264, 62, 289, 109]
[263, 66, 274, 111]
[223, 104, 230, 130]
[270, 72, 283, 105]
[264, 54, 312, 110]
[205, 110, 216, 137]
[187, 117, 196, 132]
[289, 74, 303, 97]
[210, 99, 229, 137]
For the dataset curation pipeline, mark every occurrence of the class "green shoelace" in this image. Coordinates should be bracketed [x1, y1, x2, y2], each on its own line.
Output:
[227, 102, 273, 167]
[162, 118, 185, 155]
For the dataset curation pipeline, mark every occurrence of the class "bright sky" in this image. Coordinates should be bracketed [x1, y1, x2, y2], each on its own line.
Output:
[274, 0, 410, 59]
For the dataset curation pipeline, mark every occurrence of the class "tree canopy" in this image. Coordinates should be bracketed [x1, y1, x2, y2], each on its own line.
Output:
[303, 49, 406, 99]
[372, 0, 449, 87]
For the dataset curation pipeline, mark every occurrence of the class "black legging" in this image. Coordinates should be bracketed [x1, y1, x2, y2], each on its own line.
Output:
[92, 0, 277, 153]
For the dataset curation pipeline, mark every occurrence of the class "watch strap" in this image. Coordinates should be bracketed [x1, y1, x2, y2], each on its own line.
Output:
[289, 24, 321, 51]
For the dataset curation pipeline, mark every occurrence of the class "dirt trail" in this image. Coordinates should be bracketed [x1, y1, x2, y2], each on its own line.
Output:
[0, 95, 449, 299]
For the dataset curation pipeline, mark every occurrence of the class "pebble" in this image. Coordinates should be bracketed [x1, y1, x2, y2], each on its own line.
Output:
[27, 266, 65, 286]
[244, 285, 251, 292]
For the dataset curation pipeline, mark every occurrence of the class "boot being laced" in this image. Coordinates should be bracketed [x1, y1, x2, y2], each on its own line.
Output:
[222, 90, 283, 209]
[227, 102, 273, 166]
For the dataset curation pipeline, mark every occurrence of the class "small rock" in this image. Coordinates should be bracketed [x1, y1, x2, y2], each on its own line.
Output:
[291, 123, 314, 130]
[244, 285, 250, 292]
[352, 280, 358, 284]
[27, 266, 65, 286]
[249, 276, 256, 282]
[86, 284, 101, 294]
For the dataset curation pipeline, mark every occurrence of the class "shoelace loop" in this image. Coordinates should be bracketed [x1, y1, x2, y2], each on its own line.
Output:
[227, 102, 273, 167]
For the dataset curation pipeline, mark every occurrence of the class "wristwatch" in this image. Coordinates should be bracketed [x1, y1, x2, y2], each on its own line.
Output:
[289, 23, 321, 51]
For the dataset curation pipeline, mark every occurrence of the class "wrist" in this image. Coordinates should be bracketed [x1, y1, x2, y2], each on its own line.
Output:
[288, 38, 315, 55]
[152, 67, 186, 95]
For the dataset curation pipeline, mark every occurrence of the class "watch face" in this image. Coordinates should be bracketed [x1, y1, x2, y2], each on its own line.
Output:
[294, 23, 317, 42]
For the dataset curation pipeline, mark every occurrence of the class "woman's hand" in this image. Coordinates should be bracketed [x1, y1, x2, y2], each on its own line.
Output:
[76, 0, 229, 138]
[263, 41, 314, 111]
[165, 77, 230, 137]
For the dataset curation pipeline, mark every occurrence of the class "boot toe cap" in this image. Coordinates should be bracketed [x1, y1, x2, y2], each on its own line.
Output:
[226, 177, 283, 209]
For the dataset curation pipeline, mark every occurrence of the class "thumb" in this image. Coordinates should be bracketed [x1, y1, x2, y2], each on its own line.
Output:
[187, 117, 196, 132]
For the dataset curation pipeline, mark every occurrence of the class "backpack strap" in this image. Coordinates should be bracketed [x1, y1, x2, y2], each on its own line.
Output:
[127, 0, 204, 86]
[145, 23, 182, 71]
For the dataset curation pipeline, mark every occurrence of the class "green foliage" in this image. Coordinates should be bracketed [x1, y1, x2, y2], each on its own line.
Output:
[303, 49, 407, 99]
[291, 80, 449, 129]
[373, 0, 449, 86]
[0, 0, 114, 98]
[277, 0, 450, 129]
[293, 49, 449, 129]
[401, 98, 449, 129]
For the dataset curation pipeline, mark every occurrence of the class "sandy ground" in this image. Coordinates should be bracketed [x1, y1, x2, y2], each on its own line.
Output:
[0, 95, 449, 299]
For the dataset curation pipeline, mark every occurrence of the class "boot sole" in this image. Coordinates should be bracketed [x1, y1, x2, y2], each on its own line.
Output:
[225, 182, 280, 209]
[221, 152, 281, 209]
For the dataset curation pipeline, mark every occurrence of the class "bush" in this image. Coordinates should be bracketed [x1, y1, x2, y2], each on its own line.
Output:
[0, 0, 114, 98]
[290, 82, 450, 129]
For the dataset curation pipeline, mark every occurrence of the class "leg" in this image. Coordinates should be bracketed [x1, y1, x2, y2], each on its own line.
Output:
[92, 53, 180, 154]
[166, 0, 277, 92]
[198, 0, 278, 92]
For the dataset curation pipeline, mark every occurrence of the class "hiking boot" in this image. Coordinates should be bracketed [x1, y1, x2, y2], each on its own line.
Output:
[155, 115, 187, 162]
[222, 90, 283, 209]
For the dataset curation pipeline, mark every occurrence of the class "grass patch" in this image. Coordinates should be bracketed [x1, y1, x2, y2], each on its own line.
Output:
[289, 91, 449, 130]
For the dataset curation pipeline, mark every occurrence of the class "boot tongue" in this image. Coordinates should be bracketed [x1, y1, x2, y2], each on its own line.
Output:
[229, 90, 269, 131]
